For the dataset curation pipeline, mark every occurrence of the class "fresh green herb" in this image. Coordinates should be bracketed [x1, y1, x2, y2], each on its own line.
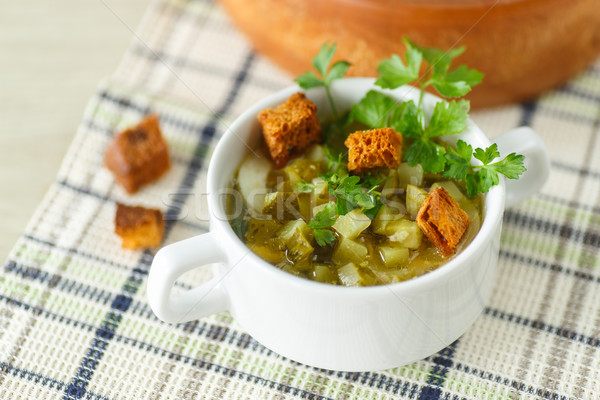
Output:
[348, 38, 525, 196]
[305, 151, 388, 246]
[375, 38, 483, 107]
[295, 42, 351, 121]
[307, 202, 337, 246]
[444, 140, 527, 197]
[295, 180, 316, 193]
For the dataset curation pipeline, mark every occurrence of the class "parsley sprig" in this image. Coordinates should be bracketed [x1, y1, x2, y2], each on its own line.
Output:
[351, 38, 526, 196]
[307, 150, 387, 246]
[295, 42, 351, 121]
[444, 140, 527, 197]
[375, 38, 483, 107]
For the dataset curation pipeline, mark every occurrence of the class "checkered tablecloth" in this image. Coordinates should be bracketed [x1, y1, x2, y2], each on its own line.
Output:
[3, 0, 600, 398]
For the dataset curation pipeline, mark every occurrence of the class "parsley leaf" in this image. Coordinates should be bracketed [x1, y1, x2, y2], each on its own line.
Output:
[444, 140, 527, 197]
[375, 48, 422, 89]
[294, 72, 322, 89]
[313, 229, 336, 247]
[295, 42, 351, 120]
[308, 202, 338, 246]
[295, 180, 316, 193]
[351, 90, 397, 129]
[443, 140, 472, 180]
[404, 139, 447, 173]
[426, 99, 470, 138]
[433, 65, 484, 98]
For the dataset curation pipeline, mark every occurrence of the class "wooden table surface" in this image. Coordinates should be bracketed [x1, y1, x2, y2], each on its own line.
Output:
[0, 0, 149, 260]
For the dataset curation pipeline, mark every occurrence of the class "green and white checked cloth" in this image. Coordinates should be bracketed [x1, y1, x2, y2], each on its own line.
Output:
[3, 0, 600, 398]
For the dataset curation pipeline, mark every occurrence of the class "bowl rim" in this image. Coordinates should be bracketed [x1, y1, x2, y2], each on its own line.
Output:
[207, 77, 505, 296]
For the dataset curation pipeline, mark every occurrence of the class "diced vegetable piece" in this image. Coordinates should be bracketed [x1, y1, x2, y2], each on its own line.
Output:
[262, 192, 302, 220]
[406, 184, 428, 219]
[305, 144, 327, 162]
[372, 204, 404, 235]
[386, 219, 422, 249]
[248, 243, 286, 264]
[337, 263, 371, 287]
[245, 219, 283, 243]
[431, 181, 467, 204]
[397, 162, 424, 188]
[279, 219, 314, 264]
[312, 264, 337, 284]
[381, 170, 399, 199]
[332, 237, 368, 265]
[281, 263, 304, 277]
[387, 268, 417, 283]
[378, 245, 409, 268]
[284, 158, 320, 183]
[237, 155, 271, 212]
[296, 193, 312, 221]
[332, 209, 371, 239]
[454, 198, 482, 253]
[280, 219, 313, 240]
[311, 177, 330, 206]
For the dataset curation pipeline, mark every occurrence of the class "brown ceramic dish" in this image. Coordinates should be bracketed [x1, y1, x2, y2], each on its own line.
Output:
[220, 0, 600, 108]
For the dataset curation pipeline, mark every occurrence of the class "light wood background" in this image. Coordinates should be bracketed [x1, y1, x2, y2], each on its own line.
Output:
[0, 1, 149, 259]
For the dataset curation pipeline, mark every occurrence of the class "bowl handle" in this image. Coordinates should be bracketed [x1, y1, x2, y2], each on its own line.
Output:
[147, 233, 229, 324]
[494, 126, 551, 208]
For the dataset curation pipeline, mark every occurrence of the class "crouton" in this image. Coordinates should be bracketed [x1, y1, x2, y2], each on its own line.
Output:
[416, 187, 470, 257]
[115, 203, 165, 249]
[104, 114, 170, 194]
[344, 128, 403, 173]
[258, 92, 322, 168]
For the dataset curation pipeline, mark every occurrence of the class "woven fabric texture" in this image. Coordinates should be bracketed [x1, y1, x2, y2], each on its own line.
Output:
[3, 0, 600, 399]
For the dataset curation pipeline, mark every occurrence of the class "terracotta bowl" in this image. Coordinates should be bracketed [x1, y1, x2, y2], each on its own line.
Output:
[220, 0, 600, 108]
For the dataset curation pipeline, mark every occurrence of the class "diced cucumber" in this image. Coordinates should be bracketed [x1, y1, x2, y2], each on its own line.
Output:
[332, 237, 368, 265]
[406, 184, 428, 219]
[381, 170, 399, 199]
[397, 163, 424, 188]
[245, 219, 283, 243]
[262, 192, 302, 220]
[279, 219, 314, 263]
[372, 204, 404, 235]
[284, 158, 320, 183]
[312, 264, 337, 284]
[311, 177, 330, 206]
[332, 209, 371, 239]
[378, 245, 409, 268]
[386, 219, 422, 249]
[337, 262, 371, 287]
[248, 243, 286, 264]
[305, 144, 327, 162]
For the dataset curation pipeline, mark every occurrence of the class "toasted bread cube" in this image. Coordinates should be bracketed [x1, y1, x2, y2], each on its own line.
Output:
[416, 187, 470, 257]
[115, 203, 165, 249]
[344, 128, 403, 172]
[104, 114, 170, 194]
[258, 92, 322, 168]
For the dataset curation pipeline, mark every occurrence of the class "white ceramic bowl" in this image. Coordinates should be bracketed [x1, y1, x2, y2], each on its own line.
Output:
[147, 79, 550, 371]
